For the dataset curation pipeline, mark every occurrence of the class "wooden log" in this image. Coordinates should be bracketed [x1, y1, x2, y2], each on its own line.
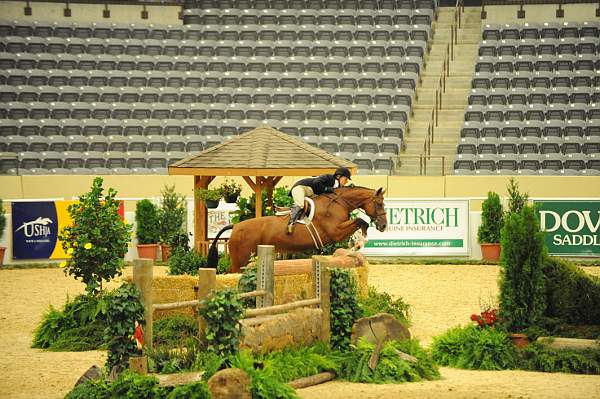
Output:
[256, 245, 274, 308]
[133, 258, 153, 350]
[245, 298, 320, 318]
[287, 372, 336, 389]
[239, 289, 266, 299]
[154, 371, 204, 387]
[153, 299, 200, 311]
[536, 337, 600, 351]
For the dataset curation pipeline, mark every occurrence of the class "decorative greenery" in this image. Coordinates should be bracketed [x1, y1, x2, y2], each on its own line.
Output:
[198, 288, 244, 358]
[470, 307, 499, 329]
[153, 315, 199, 348]
[506, 177, 529, 215]
[217, 253, 231, 274]
[231, 186, 293, 223]
[135, 199, 161, 245]
[359, 286, 410, 327]
[0, 198, 6, 241]
[477, 191, 504, 244]
[219, 179, 242, 200]
[167, 247, 207, 275]
[104, 283, 145, 372]
[519, 342, 600, 374]
[499, 205, 546, 332]
[259, 342, 341, 382]
[164, 381, 211, 399]
[58, 177, 131, 294]
[158, 185, 186, 245]
[237, 262, 257, 307]
[431, 325, 517, 370]
[542, 256, 600, 325]
[147, 337, 206, 374]
[32, 293, 106, 351]
[330, 268, 362, 350]
[196, 187, 223, 202]
[339, 338, 440, 383]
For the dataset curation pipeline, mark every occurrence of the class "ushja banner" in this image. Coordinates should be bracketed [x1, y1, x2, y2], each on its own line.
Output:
[360, 199, 470, 256]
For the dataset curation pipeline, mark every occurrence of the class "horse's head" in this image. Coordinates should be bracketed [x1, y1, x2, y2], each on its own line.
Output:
[363, 187, 388, 232]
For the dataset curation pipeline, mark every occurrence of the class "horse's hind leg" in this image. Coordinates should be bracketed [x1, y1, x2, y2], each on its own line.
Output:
[228, 235, 251, 274]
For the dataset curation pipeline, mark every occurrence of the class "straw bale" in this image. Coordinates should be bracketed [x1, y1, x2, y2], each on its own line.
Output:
[215, 274, 240, 290]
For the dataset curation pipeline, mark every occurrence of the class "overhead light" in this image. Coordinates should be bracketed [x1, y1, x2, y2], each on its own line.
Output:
[64, 2, 72, 17]
[517, 5, 525, 19]
[141, 5, 149, 19]
[103, 3, 110, 18]
[24, 1, 32, 16]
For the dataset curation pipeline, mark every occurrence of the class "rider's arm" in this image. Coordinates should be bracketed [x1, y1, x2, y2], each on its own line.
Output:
[312, 174, 335, 194]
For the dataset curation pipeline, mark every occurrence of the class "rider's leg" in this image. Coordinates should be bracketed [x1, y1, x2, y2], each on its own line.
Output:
[287, 186, 307, 234]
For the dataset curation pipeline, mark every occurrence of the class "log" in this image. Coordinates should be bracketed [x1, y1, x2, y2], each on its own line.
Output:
[536, 337, 600, 351]
[153, 299, 200, 311]
[153, 371, 203, 387]
[288, 372, 336, 389]
[245, 297, 320, 318]
[239, 289, 266, 299]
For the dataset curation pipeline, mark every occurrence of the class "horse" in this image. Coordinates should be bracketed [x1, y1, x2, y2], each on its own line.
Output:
[207, 186, 388, 273]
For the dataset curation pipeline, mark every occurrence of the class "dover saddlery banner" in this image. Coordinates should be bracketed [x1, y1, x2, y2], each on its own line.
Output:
[535, 200, 600, 257]
[361, 199, 470, 256]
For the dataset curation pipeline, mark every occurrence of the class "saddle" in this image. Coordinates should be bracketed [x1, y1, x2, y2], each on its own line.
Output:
[276, 197, 316, 224]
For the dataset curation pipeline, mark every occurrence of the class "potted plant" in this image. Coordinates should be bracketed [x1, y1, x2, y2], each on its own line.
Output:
[135, 199, 160, 261]
[196, 188, 222, 209]
[477, 191, 503, 262]
[0, 199, 6, 266]
[220, 179, 242, 203]
[158, 185, 186, 263]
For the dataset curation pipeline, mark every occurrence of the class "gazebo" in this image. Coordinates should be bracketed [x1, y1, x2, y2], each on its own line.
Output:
[168, 125, 357, 254]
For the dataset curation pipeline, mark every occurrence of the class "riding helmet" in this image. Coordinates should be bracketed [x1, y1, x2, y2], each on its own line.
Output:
[334, 167, 352, 179]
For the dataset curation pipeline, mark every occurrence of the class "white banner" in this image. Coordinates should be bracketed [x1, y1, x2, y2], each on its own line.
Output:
[361, 199, 470, 256]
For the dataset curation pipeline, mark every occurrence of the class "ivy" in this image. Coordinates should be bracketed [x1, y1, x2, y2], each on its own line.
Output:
[237, 263, 257, 307]
[104, 284, 145, 372]
[58, 177, 131, 294]
[198, 288, 244, 358]
[329, 268, 361, 350]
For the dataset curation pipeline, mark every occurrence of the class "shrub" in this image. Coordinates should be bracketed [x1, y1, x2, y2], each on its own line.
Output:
[153, 315, 199, 348]
[506, 177, 529, 215]
[359, 286, 410, 326]
[0, 198, 6, 241]
[499, 205, 546, 332]
[135, 199, 160, 245]
[237, 263, 257, 307]
[543, 256, 600, 325]
[196, 188, 222, 202]
[519, 342, 600, 374]
[431, 325, 517, 370]
[477, 191, 504, 244]
[217, 253, 231, 274]
[168, 248, 207, 275]
[330, 268, 362, 350]
[158, 185, 186, 245]
[58, 177, 131, 294]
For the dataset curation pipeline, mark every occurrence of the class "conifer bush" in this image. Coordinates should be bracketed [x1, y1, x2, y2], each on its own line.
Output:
[477, 192, 504, 244]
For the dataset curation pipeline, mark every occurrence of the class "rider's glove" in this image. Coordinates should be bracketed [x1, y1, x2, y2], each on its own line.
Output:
[323, 187, 334, 193]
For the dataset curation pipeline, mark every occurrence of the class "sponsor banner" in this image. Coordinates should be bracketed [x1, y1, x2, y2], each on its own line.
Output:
[535, 200, 600, 257]
[361, 199, 470, 256]
[12, 200, 124, 260]
[207, 202, 238, 239]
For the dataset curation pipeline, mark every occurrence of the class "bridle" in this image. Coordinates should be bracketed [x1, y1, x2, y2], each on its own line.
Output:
[324, 189, 386, 219]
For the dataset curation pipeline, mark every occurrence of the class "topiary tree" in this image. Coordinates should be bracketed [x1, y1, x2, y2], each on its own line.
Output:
[158, 185, 186, 245]
[499, 205, 546, 332]
[135, 199, 160, 245]
[59, 177, 131, 294]
[477, 192, 504, 244]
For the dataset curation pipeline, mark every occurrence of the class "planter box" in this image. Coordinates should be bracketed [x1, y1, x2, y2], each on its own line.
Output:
[480, 243, 501, 262]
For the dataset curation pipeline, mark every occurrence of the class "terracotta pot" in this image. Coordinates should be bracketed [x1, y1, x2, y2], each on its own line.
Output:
[509, 333, 530, 349]
[137, 243, 158, 261]
[160, 244, 170, 263]
[0, 246, 5, 266]
[205, 199, 219, 209]
[480, 243, 501, 262]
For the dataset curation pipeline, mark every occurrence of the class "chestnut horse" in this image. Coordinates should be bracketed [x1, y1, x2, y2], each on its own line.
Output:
[207, 186, 388, 273]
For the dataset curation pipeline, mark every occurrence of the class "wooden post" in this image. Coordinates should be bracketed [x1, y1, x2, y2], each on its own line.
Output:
[254, 176, 263, 218]
[256, 245, 274, 308]
[133, 258, 153, 350]
[194, 175, 214, 255]
[313, 256, 330, 343]
[197, 268, 216, 340]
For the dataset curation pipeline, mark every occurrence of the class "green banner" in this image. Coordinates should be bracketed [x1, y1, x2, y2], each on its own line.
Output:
[535, 200, 600, 257]
[365, 239, 464, 248]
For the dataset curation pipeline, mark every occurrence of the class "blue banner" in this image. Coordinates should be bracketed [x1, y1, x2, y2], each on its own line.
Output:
[12, 202, 58, 259]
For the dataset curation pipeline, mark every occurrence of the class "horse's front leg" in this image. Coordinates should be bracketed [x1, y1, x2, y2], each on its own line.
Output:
[330, 219, 368, 242]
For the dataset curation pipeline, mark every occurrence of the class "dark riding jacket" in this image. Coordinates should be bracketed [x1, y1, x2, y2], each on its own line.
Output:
[291, 174, 336, 195]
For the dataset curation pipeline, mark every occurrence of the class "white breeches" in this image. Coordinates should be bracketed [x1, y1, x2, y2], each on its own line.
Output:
[291, 185, 314, 208]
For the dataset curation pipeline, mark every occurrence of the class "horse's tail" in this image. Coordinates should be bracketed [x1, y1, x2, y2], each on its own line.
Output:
[206, 224, 234, 268]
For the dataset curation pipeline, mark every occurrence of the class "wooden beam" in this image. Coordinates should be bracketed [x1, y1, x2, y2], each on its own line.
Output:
[272, 176, 283, 186]
[194, 176, 214, 254]
[254, 176, 263, 218]
[245, 298, 320, 318]
[242, 176, 256, 190]
[170, 167, 354, 176]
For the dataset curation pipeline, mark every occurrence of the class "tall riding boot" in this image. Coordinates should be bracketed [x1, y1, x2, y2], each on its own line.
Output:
[287, 205, 303, 234]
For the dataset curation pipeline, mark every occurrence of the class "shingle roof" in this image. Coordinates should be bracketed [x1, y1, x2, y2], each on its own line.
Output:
[169, 125, 356, 176]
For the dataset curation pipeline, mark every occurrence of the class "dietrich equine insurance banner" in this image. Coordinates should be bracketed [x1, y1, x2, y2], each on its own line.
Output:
[535, 200, 600, 257]
[11, 200, 124, 260]
[361, 199, 470, 256]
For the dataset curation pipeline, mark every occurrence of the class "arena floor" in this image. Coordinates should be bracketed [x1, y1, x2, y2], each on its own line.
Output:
[0, 264, 599, 399]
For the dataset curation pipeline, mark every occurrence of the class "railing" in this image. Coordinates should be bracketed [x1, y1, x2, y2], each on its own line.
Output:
[420, 0, 464, 176]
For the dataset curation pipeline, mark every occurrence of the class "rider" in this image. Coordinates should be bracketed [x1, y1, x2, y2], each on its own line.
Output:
[287, 166, 352, 234]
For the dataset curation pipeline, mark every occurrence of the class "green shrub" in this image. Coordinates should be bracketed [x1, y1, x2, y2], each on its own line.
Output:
[506, 177, 529, 215]
[64, 378, 110, 399]
[165, 381, 211, 399]
[431, 325, 517, 370]
[168, 248, 207, 275]
[359, 286, 410, 326]
[330, 268, 362, 350]
[109, 371, 165, 398]
[217, 253, 231, 274]
[543, 257, 600, 325]
[198, 288, 244, 358]
[499, 205, 546, 332]
[58, 177, 131, 294]
[135, 199, 161, 245]
[0, 198, 6, 241]
[158, 185, 186, 245]
[153, 315, 199, 348]
[520, 342, 600, 374]
[339, 338, 440, 383]
[260, 342, 341, 382]
[477, 191, 504, 244]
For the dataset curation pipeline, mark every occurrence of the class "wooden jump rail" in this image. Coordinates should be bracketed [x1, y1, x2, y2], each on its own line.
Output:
[133, 245, 332, 349]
